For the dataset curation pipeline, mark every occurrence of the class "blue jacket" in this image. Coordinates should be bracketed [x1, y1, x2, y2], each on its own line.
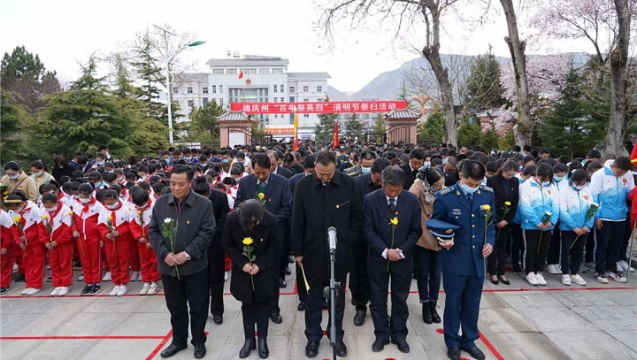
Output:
[431, 183, 496, 276]
[589, 166, 634, 221]
[558, 184, 596, 231]
[519, 178, 560, 230]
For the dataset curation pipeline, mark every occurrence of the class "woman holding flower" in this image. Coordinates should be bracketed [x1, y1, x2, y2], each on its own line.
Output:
[222, 200, 279, 359]
[486, 160, 519, 285]
[39, 193, 74, 297]
[558, 170, 596, 286]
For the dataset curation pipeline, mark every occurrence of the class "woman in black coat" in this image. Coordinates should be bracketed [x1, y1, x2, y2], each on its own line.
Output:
[222, 200, 279, 359]
[486, 160, 520, 285]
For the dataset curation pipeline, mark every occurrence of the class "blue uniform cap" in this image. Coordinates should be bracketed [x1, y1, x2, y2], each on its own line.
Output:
[426, 219, 460, 239]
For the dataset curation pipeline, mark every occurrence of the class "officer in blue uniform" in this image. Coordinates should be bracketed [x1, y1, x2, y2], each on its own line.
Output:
[430, 159, 495, 360]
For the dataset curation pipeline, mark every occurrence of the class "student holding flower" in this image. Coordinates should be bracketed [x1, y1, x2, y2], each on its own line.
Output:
[222, 200, 279, 359]
[39, 193, 74, 297]
[73, 183, 105, 295]
[0, 209, 19, 294]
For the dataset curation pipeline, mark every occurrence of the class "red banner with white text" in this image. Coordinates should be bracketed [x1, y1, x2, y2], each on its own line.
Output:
[230, 100, 408, 114]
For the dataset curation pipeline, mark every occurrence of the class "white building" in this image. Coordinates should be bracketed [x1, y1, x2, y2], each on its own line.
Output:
[172, 54, 330, 138]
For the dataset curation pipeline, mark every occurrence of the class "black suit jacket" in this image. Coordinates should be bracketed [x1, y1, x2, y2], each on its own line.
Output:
[208, 188, 230, 234]
[400, 164, 419, 190]
[486, 174, 519, 224]
[275, 166, 294, 179]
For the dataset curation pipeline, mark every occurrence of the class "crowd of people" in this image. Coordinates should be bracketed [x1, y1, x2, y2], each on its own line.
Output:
[0, 141, 636, 360]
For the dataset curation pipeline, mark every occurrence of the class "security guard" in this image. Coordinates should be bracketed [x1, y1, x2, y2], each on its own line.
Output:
[430, 159, 495, 360]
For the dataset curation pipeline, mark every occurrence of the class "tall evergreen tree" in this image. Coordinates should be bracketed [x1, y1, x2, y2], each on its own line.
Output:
[418, 111, 446, 146]
[344, 113, 364, 140]
[315, 113, 338, 144]
[0, 89, 32, 163]
[129, 31, 167, 123]
[457, 115, 483, 149]
[184, 100, 224, 148]
[466, 49, 506, 112]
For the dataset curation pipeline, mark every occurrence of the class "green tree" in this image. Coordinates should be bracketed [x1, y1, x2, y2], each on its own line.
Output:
[538, 69, 600, 159]
[498, 129, 516, 151]
[418, 111, 446, 146]
[457, 116, 483, 148]
[315, 113, 338, 144]
[344, 113, 364, 140]
[129, 31, 167, 123]
[396, 81, 415, 109]
[112, 53, 139, 99]
[481, 127, 499, 152]
[1, 46, 60, 113]
[0, 89, 32, 163]
[466, 48, 506, 112]
[184, 100, 224, 148]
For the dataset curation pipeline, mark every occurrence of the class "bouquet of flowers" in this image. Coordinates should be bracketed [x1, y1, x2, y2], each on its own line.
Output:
[162, 218, 180, 280]
[242, 237, 256, 290]
[570, 203, 599, 250]
[480, 204, 493, 273]
[498, 201, 512, 239]
[387, 217, 399, 272]
[541, 211, 552, 225]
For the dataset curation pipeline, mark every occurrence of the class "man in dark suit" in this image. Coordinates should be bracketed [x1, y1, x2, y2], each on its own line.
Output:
[292, 151, 363, 358]
[266, 150, 294, 179]
[399, 148, 426, 190]
[207, 187, 230, 325]
[431, 160, 495, 360]
[350, 158, 391, 326]
[235, 153, 292, 325]
[363, 167, 422, 354]
[439, 156, 459, 187]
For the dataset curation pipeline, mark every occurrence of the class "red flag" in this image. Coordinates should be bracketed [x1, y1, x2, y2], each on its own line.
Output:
[332, 121, 339, 151]
[631, 140, 637, 165]
[238, 71, 244, 79]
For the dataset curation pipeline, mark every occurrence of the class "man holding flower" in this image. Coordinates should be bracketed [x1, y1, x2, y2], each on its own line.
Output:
[149, 165, 216, 359]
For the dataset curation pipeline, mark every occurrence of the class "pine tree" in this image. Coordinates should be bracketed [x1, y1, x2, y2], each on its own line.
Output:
[396, 81, 415, 109]
[315, 113, 338, 144]
[129, 31, 167, 123]
[418, 111, 446, 146]
[184, 100, 224, 148]
[344, 113, 364, 140]
[481, 127, 500, 152]
[0, 89, 32, 163]
[457, 115, 483, 148]
[466, 48, 506, 112]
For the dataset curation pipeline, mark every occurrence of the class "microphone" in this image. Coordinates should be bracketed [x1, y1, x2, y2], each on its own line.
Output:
[328, 226, 337, 252]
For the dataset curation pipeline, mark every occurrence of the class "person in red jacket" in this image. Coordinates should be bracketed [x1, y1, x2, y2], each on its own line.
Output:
[130, 190, 161, 295]
[5, 192, 47, 296]
[40, 193, 74, 297]
[73, 183, 105, 295]
[110, 184, 141, 282]
[0, 209, 20, 294]
[98, 190, 132, 297]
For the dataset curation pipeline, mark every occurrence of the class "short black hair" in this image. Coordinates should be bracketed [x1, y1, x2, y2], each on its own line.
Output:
[614, 156, 632, 171]
[251, 153, 271, 170]
[315, 151, 336, 167]
[30, 161, 44, 170]
[170, 165, 194, 180]
[409, 149, 425, 160]
[587, 149, 601, 159]
[132, 189, 149, 206]
[4, 161, 20, 171]
[41, 193, 58, 204]
[371, 158, 391, 175]
[460, 159, 486, 181]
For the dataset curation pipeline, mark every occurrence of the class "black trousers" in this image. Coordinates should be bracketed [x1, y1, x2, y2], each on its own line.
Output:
[368, 264, 412, 341]
[242, 298, 270, 339]
[305, 277, 345, 342]
[547, 221, 562, 265]
[489, 225, 512, 276]
[162, 268, 210, 347]
[560, 231, 587, 275]
[348, 241, 370, 310]
[269, 243, 281, 315]
[207, 231, 225, 317]
[279, 221, 291, 279]
[523, 230, 552, 274]
[510, 223, 525, 269]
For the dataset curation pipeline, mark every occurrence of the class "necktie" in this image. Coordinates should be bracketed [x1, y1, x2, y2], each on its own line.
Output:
[466, 193, 473, 207]
[389, 198, 396, 213]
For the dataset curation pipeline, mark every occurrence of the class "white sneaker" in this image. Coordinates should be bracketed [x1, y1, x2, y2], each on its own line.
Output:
[596, 274, 609, 284]
[571, 274, 587, 286]
[139, 283, 150, 295]
[561, 274, 571, 286]
[117, 285, 127, 297]
[147, 282, 160, 295]
[586, 262, 596, 271]
[130, 271, 140, 282]
[26, 288, 41, 296]
[78, 274, 84, 281]
[607, 271, 627, 283]
[547, 264, 561, 275]
[224, 271, 229, 281]
[526, 272, 539, 286]
[536, 273, 547, 286]
[13, 264, 18, 272]
[102, 271, 112, 282]
[22, 287, 32, 295]
[618, 260, 635, 273]
[58, 287, 69, 297]
[616, 262, 625, 273]
[50, 287, 61, 297]
[109, 285, 120, 296]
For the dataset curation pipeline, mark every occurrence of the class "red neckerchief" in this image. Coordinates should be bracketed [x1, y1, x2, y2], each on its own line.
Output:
[109, 201, 124, 228]
[57, 192, 64, 201]
[82, 198, 96, 213]
[121, 187, 127, 197]
[46, 201, 64, 221]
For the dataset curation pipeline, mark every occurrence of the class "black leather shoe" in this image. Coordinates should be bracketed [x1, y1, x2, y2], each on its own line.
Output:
[461, 346, 486, 360]
[239, 338, 256, 358]
[213, 315, 223, 325]
[258, 338, 269, 359]
[160, 343, 187, 358]
[334, 340, 347, 357]
[193, 343, 206, 359]
[490, 275, 499, 285]
[430, 300, 441, 324]
[422, 302, 432, 324]
[447, 346, 461, 360]
[391, 339, 410, 353]
[284, 267, 291, 275]
[499, 275, 511, 285]
[305, 340, 319, 358]
[269, 312, 282, 324]
[353, 309, 366, 326]
[279, 279, 287, 288]
[371, 338, 389, 352]
[297, 302, 306, 311]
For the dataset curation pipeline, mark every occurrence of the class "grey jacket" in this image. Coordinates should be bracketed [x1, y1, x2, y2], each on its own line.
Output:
[149, 191, 216, 277]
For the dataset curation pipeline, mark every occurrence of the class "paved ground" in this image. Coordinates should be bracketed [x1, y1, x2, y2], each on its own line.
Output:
[1, 265, 636, 360]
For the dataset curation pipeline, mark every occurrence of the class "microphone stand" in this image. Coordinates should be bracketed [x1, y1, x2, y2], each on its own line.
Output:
[325, 233, 340, 360]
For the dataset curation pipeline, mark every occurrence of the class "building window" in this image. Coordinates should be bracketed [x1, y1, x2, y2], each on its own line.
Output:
[317, 86, 323, 93]
[203, 98, 208, 106]
[220, 85, 223, 93]
[203, 87, 208, 94]
[219, 98, 224, 106]
[289, 86, 295, 93]
[187, 100, 194, 107]
[280, 85, 284, 93]
[304, 114, 309, 118]
[273, 85, 277, 93]
[213, 69, 224, 75]
[273, 97, 277, 102]
[212, 85, 216, 94]
[241, 68, 257, 74]
[259, 68, 270, 74]
[274, 114, 278, 119]
[173, 87, 179, 94]
[227, 69, 237, 74]
[303, 86, 308, 93]
[304, 99, 309, 102]
[187, 87, 193, 94]
[272, 68, 283, 74]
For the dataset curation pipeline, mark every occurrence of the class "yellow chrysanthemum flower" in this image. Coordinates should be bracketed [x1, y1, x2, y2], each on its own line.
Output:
[41, 215, 48, 220]
[390, 217, 399, 226]
[13, 215, 21, 223]
[107, 215, 113, 221]
[481, 205, 491, 211]
[504, 201, 512, 206]
[257, 193, 265, 201]
[242, 237, 254, 245]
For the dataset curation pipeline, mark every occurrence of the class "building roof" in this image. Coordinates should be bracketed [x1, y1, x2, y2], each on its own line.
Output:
[173, 73, 208, 83]
[215, 110, 251, 122]
[206, 56, 289, 67]
[385, 107, 420, 119]
[287, 72, 331, 79]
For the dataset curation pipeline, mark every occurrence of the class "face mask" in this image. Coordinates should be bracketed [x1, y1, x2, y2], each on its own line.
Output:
[96, 161, 105, 166]
[442, 158, 447, 164]
[542, 181, 550, 187]
[140, 176, 147, 181]
[106, 202, 119, 210]
[58, 166, 64, 169]
[33, 171, 42, 177]
[573, 185, 586, 191]
[554, 176, 564, 182]
[460, 182, 479, 195]
[46, 206, 58, 213]
[8, 174, 19, 180]
[79, 198, 91, 204]
[361, 166, 371, 175]
[422, 162, 431, 169]
[519, 165, 523, 171]
[222, 159, 230, 163]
